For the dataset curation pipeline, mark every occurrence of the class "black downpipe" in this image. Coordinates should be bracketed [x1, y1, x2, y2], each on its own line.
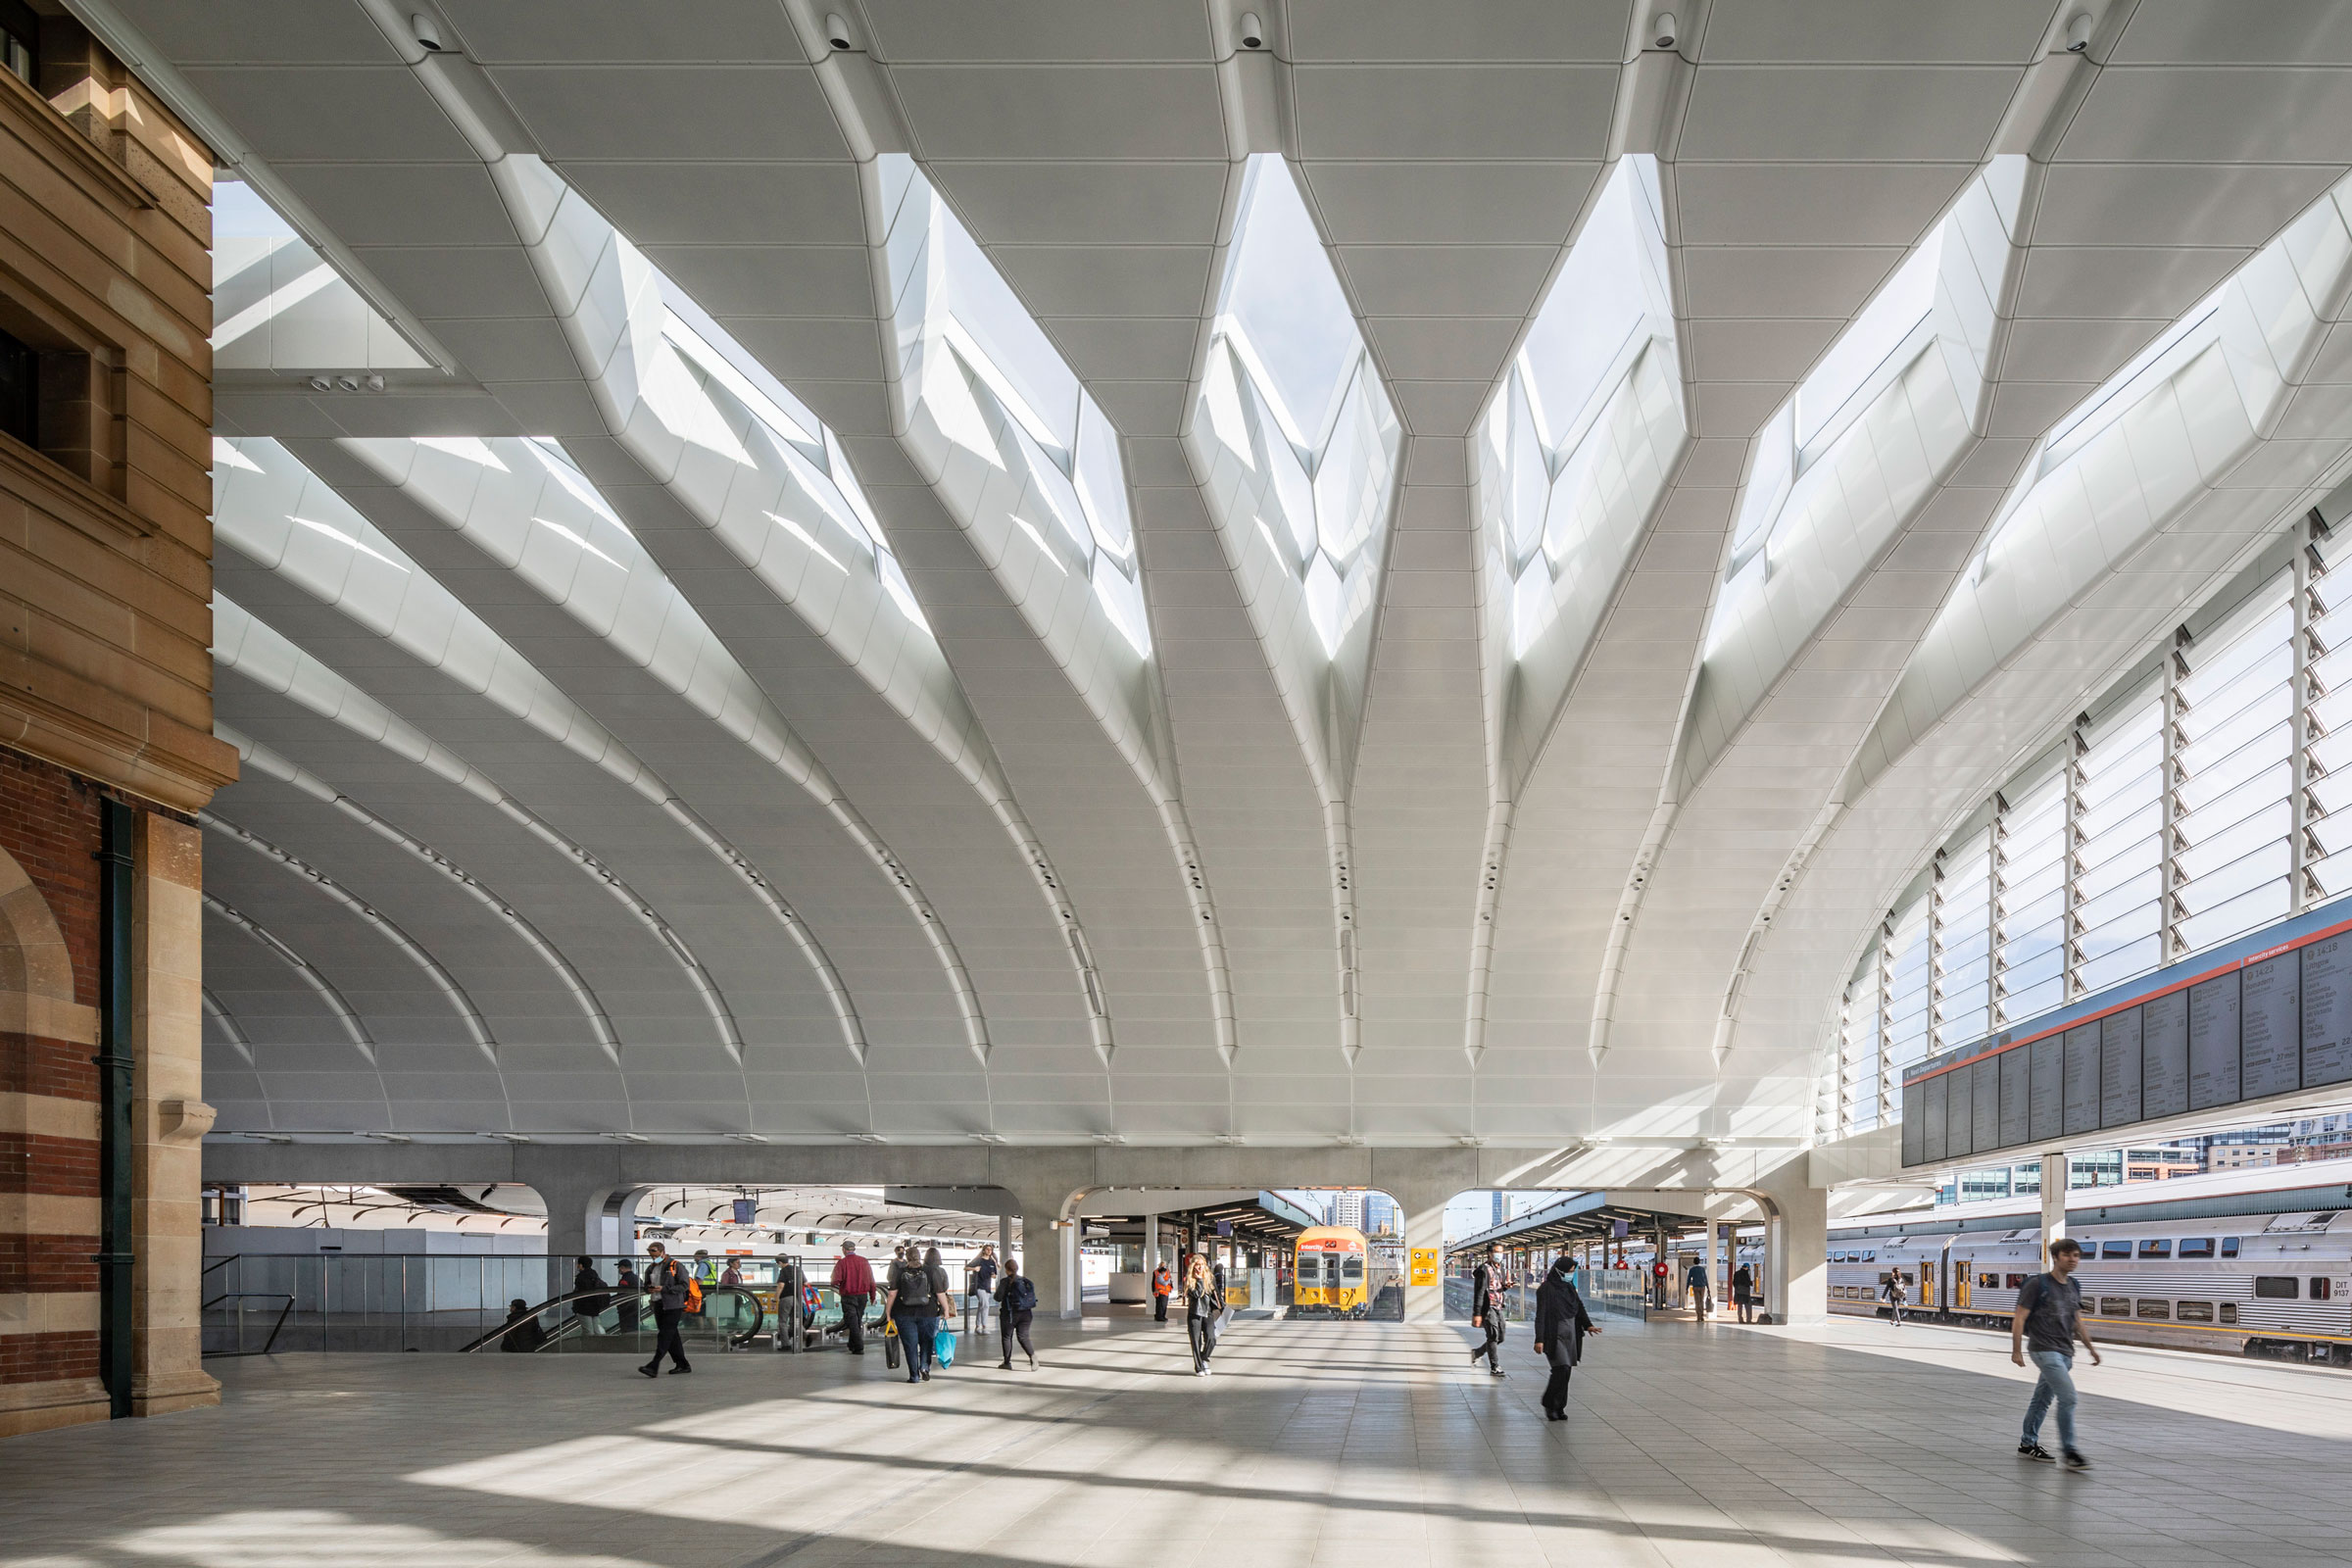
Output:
[95, 797, 135, 1419]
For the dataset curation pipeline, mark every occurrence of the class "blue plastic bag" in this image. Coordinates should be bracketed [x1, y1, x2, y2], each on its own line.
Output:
[934, 1327, 957, 1369]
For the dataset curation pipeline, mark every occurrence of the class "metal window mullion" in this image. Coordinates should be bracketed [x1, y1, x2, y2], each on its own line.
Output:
[1928, 848, 1947, 1053]
[2164, 628, 2188, 959]
[1876, 912, 1895, 1124]
[2295, 516, 2320, 911]
[2065, 720, 2088, 1000]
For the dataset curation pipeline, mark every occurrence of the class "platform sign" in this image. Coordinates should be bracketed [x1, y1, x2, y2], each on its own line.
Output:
[1901, 904, 2352, 1170]
[1407, 1249, 1439, 1287]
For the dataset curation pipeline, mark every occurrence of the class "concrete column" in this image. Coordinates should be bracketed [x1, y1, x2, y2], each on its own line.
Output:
[1754, 1158, 1828, 1327]
[999, 1211, 1012, 1264]
[2040, 1151, 2068, 1264]
[1371, 1149, 1477, 1324]
[518, 1160, 620, 1302]
[1143, 1212, 1158, 1279]
[1059, 1211, 1080, 1318]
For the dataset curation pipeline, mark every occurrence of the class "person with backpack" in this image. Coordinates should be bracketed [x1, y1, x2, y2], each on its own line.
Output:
[1152, 1260, 1174, 1323]
[2013, 1236, 2099, 1469]
[886, 1242, 952, 1383]
[638, 1242, 695, 1378]
[613, 1261, 642, 1335]
[1184, 1251, 1222, 1377]
[1731, 1260, 1756, 1324]
[995, 1255, 1039, 1369]
[499, 1297, 548, 1352]
[1469, 1247, 1508, 1377]
[571, 1256, 610, 1334]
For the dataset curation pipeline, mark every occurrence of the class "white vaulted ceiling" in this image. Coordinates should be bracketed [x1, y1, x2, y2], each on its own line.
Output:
[82, 0, 2352, 1146]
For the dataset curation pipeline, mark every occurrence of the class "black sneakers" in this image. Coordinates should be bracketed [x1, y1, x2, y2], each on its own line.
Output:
[2063, 1449, 2091, 1470]
[2018, 1443, 2053, 1462]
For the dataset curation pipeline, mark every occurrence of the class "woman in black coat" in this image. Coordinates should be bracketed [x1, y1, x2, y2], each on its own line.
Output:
[1531, 1257, 1598, 1422]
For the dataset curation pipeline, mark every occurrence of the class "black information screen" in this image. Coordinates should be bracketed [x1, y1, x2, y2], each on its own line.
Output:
[2240, 951, 2300, 1100]
[1924, 1073, 1948, 1163]
[1902, 1078, 1925, 1165]
[2062, 1023, 2100, 1136]
[2029, 1032, 2064, 1142]
[1946, 1057, 1975, 1158]
[2302, 933, 2352, 1087]
[2141, 989, 2188, 1119]
[1998, 1045, 2031, 1146]
[2100, 1006, 2143, 1127]
[1973, 1054, 2000, 1150]
[2188, 971, 2241, 1111]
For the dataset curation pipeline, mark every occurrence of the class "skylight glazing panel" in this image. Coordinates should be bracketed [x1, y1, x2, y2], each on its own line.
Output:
[1793, 233, 1940, 450]
[1220, 155, 1363, 443]
[1517, 164, 1659, 441]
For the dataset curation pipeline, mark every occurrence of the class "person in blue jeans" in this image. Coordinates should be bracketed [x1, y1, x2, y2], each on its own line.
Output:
[2011, 1236, 2100, 1469]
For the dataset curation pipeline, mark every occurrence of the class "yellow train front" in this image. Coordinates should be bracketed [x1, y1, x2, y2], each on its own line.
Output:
[1293, 1226, 1370, 1317]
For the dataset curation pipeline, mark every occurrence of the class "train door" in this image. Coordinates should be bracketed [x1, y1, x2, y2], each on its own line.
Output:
[1953, 1257, 1971, 1310]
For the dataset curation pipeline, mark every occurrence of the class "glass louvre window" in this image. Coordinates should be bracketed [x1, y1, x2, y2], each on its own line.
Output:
[1839, 973, 1883, 1134]
[1935, 829, 1994, 1049]
[2071, 689, 2165, 995]
[2173, 575, 2295, 951]
[2308, 530, 2352, 901]
[1884, 894, 1932, 1076]
[1996, 770, 2068, 1025]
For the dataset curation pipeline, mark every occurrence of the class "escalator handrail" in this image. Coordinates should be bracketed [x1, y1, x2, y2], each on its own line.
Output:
[458, 1286, 764, 1352]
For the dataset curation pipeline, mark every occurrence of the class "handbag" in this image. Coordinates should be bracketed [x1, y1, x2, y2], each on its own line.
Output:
[934, 1327, 957, 1369]
[883, 1317, 901, 1370]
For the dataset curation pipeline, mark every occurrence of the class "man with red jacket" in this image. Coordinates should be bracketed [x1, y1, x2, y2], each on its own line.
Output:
[831, 1239, 875, 1355]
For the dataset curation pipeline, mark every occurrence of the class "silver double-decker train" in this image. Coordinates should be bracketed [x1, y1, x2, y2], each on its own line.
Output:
[1829, 1158, 2352, 1362]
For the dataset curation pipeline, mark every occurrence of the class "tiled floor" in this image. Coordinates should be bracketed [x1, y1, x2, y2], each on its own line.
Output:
[9, 1311, 2352, 1567]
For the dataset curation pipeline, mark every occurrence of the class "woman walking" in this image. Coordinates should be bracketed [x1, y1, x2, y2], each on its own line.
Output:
[887, 1244, 952, 1383]
[995, 1255, 1039, 1369]
[1184, 1252, 1222, 1377]
[1531, 1255, 1599, 1422]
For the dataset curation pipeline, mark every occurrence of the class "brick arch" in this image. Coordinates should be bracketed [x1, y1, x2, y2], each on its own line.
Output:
[0, 835, 77, 1008]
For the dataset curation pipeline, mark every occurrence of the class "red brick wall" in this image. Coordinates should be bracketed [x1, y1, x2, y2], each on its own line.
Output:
[0, 742, 103, 1389]
[0, 748, 103, 1008]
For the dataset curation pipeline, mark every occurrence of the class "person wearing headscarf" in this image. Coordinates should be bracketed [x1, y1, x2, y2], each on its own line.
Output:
[1532, 1254, 1599, 1422]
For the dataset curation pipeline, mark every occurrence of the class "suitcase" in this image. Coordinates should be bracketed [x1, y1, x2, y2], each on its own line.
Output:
[884, 1322, 901, 1370]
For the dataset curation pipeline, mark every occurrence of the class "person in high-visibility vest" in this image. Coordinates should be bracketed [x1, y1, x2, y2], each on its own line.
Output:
[1152, 1261, 1174, 1323]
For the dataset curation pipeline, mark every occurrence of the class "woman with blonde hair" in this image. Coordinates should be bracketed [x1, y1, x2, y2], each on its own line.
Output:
[1184, 1250, 1222, 1377]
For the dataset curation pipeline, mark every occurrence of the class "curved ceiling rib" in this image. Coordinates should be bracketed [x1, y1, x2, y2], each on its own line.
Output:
[211, 450, 856, 1067]
[212, 595, 753, 1069]
[200, 808, 502, 1069]
[201, 893, 392, 1130]
[201, 986, 255, 1064]
[218, 722, 623, 1064]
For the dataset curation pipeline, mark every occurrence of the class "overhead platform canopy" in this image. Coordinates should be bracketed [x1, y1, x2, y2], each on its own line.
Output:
[1085, 1191, 1324, 1250]
[1447, 1191, 1738, 1259]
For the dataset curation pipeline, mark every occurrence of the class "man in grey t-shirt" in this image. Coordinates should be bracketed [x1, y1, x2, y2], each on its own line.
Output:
[2011, 1236, 2100, 1468]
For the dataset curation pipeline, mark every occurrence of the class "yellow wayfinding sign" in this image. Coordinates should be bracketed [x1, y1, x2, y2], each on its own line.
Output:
[1408, 1249, 1439, 1288]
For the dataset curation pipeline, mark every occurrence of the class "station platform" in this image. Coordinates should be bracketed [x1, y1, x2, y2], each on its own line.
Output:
[9, 1312, 2352, 1567]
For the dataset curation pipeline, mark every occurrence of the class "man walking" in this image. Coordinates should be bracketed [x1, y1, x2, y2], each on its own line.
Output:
[637, 1242, 693, 1378]
[1686, 1255, 1711, 1317]
[970, 1244, 998, 1336]
[1152, 1258, 1174, 1322]
[1469, 1247, 1508, 1377]
[831, 1239, 874, 1355]
[2013, 1236, 2099, 1469]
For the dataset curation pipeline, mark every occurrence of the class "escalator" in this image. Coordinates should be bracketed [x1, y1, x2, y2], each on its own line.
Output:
[462, 1286, 764, 1353]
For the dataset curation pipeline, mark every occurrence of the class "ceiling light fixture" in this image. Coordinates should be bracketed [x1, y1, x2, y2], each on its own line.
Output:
[410, 12, 446, 52]
[487, 1132, 532, 1144]
[602, 1132, 651, 1144]
[1650, 12, 1677, 48]
[824, 12, 854, 50]
[1238, 12, 1263, 48]
[725, 1132, 768, 1144]
[2065, 12, 2094, 51]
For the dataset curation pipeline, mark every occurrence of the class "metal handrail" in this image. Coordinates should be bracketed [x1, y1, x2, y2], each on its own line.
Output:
[201, 1291, 295, 1357]
[458, 1286, 764, 1353]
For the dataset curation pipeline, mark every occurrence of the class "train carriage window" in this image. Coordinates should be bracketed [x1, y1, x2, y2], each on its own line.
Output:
[2221, 1303, 2239, 1325]
[1341, 1254, 1364, 1284]
[2101, 1241, 2133, 1259]
[2222, 1238, 2241, 1258]
[2178, 1238, 2216, 1258]
[2255, 1276, 2299, 1299]
[2136, 1298, 2171, 1319]
[2312, 1277, 2332, 1300]
[2006, 1273, 2028, 1289]
[2098, 1297, 2132, 1316]
[2177, 1300, 2215, 1322]
[1978, 1272, 2000, 1288]
[2138, 1240, 2172, 1259]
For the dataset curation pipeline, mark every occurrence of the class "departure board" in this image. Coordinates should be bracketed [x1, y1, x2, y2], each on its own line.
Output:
[2062, 1023, 2100, 1136]
[2101, 1006, 2142, 1127]
[2029, 1031, 2064, 1142]
[1946, 1055, 1974, 1155]
[2189, 971, 2241, 1111]
[2240, 952, 2300, 1100]
[1998, 1045, 2031, 1146]
[2142, 988, 2188, 1118]
[2302, 933, 2352, 1087]
[1901, 906, 2352, 1170]
[1974, 1054, 2000, 1150]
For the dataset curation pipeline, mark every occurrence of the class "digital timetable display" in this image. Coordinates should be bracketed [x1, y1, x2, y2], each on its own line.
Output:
[1901, 909, 2352, 1170]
